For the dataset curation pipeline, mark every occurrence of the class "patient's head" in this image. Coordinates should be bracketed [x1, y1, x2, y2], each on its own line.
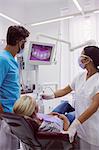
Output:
[13, 95, 38, 117]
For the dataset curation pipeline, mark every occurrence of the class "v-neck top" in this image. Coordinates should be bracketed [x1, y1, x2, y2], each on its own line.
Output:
[70, 71, 99, 146]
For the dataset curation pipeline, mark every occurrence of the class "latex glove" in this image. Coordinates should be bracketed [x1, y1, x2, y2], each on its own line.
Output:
[41, 93, 55, 100]
[62, 119, 81, 143]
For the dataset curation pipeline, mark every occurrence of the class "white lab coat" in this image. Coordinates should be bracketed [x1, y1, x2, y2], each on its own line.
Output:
[70, 71, 99, 146]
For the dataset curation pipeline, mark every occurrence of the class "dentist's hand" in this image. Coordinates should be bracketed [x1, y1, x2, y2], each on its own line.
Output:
[62, 119, 81, 143]
[41, 93, 55, 100]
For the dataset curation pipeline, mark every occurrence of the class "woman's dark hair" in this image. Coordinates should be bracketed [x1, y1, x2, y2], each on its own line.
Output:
[84, 46, 99, 69]
[7, 25, 30, 46]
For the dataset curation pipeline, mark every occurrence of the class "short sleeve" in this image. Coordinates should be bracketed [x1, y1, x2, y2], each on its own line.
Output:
[69, 74, 81, 91]
[95, 82, 99, 95]
[0, 56, 9, 86]
[70, 79, 76, 90]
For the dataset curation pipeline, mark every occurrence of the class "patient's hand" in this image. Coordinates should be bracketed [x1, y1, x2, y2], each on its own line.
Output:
[48, 112, 60, 117]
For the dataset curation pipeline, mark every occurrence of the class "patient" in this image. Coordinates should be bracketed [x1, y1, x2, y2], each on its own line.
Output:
[13, 95, 71, 132]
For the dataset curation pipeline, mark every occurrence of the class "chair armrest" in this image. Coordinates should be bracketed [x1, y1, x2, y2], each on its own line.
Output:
[37, 131, 69, 141]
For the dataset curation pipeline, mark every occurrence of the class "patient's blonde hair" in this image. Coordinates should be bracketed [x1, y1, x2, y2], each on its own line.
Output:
[13, 95, 36, 117]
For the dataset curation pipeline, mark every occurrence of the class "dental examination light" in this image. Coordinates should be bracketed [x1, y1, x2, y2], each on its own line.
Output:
[70, 40, 96, 51]
[37, 34, 71, 45]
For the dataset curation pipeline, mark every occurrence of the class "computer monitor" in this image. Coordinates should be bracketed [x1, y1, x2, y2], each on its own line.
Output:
[28, 41, 55, 65]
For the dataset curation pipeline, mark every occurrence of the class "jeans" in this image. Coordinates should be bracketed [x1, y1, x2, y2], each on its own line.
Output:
[52, 101, 75, 124]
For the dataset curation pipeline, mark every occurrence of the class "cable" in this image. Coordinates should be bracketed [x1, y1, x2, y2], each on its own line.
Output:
[20, 69, 26, 94]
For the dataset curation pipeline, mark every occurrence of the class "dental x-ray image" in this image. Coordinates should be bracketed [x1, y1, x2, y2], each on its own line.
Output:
[29, 42, 54, 65]
[30, 44, 52, 61]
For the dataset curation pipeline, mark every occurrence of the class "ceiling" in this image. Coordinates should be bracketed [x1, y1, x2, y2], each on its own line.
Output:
[0, 0, 99, 25]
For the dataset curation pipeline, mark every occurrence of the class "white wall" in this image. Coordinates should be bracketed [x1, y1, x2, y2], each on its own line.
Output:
[60, 19, 70, 87]
[96, 13, 99, 45]
[0, 18, 13, 39]
[70, 14, 97, 80]
[61, 12, 98, 85]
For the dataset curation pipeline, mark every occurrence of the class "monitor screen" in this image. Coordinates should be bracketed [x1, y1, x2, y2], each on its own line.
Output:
[29, 41, 55, 65]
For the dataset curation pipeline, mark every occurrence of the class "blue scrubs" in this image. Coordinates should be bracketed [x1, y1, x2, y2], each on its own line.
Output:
[0, 50, 20, 112]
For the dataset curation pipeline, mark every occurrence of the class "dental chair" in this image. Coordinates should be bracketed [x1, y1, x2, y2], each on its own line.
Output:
[0, 113, 79, 150]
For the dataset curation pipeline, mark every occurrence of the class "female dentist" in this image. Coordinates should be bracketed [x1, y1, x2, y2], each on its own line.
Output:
[42, 46, 99, 150]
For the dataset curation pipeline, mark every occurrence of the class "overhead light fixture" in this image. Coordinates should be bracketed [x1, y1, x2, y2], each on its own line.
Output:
[72, 0, 84, 14]
[0, 13, 21, 25]
[93, 10, 99, 14]
[30, 8, 99, 27]
[31, 15, 74, 27]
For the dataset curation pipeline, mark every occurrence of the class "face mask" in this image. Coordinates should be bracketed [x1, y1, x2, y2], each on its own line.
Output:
[17, 47, 24, 59]
[17, 48, 24, 58]
[78, 57, 85, 69]
[17, 42, 25, 55]
[18, 48, 24, 54]
[17, 40, 25, 53]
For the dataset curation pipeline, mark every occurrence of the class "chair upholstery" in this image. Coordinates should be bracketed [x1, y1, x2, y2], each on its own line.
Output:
[0, 113, 41, 149]
[0, 113, 79, 150]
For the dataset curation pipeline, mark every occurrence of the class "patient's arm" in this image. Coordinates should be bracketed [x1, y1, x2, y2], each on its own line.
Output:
[48, 112, 70, 131]
[58, 114, 70, 131]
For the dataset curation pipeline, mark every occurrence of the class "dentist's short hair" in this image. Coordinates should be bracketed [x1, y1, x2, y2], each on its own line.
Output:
[7, 25, 30, 45]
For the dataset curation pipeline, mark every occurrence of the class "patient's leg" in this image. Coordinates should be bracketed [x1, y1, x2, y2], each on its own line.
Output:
[52, 101, 75, 124]
[65, 112, 75, 124]
[52, 101, 75, 114]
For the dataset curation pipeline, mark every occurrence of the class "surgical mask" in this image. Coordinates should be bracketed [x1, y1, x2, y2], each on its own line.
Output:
[18, 48, 24, 54]
[17, 48, 24, 57]
[78, 57, 85, 69]
[17, 42, 25, 56]
[17, 40, 25, 54]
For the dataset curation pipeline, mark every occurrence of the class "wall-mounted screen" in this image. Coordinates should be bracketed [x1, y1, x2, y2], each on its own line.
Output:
[29, 41, 55, 65]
